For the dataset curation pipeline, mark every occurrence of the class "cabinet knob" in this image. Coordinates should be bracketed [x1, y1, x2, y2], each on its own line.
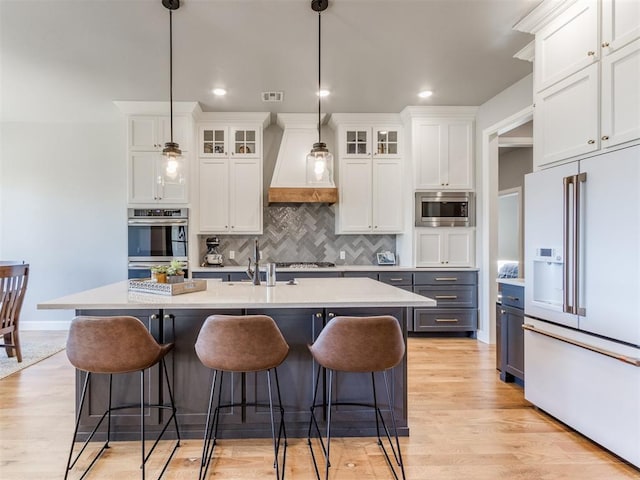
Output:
[225, 225, 228, 228]
[602, 42, 610, 48]
[587, 139, 595, 145]
[315, 313, 323, 319]
[374, 225, 378, 229]
[328, 312, 335, 319]
[501, 310, 506, 314]
[587, 51, 596, 56]
[601, 135, 609, 141]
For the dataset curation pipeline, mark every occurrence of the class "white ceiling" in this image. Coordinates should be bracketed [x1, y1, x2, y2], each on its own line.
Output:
[0, 0, 540, 122]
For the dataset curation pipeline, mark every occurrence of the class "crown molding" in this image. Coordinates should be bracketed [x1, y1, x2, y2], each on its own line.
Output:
[514, 41, 535, 62]
[400, 106, 478, 123]
[195, 111, 271, 128]
[113, 101, 201, 115]
[513, 0, 579, 34]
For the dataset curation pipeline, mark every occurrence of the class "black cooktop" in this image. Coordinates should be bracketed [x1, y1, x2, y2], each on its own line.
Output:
[275, 262, 336, 268]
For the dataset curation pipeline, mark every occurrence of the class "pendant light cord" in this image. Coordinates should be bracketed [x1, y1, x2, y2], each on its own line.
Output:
[317, 9, 321, 144]
[169, 9, 174, 144]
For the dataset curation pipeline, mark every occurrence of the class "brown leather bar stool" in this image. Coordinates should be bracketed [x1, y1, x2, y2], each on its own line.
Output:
[64, 316, 180, 480]
[307, 316, 406, 480]
[195, 314, 289, 480]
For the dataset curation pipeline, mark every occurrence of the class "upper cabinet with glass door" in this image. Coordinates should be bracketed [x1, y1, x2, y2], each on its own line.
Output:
[199, 125, 261, 158]
[340, 124, 402, 159]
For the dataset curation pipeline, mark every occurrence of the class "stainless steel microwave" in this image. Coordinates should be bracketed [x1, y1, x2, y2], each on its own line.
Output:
[415, 192, 475, 227]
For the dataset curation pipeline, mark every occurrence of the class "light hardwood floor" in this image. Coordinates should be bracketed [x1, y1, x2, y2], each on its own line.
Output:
[0, 335, 638, 479]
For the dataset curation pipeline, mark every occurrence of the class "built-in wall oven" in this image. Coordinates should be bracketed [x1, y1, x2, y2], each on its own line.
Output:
[415, 191, 475, 227]
[127, 208, 188, 279]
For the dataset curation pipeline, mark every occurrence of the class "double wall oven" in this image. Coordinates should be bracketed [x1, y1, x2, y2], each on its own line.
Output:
[127, 208, 188, 279]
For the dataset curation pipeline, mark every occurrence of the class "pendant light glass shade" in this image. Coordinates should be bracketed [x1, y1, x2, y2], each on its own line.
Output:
[306, 0, 334, 187]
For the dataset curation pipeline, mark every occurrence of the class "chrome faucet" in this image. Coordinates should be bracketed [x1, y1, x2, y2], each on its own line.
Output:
[246, 238, 261, 285]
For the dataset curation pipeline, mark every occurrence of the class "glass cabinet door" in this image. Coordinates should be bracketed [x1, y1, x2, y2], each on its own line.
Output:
[374, 128, 400, 157]
[344, 128, 370, 157]
[200, 126, 227, 157]
[231, 128, 258, 156]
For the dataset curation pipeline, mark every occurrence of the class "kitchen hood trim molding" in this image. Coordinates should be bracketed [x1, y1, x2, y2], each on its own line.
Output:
[268, 187, 338, 204]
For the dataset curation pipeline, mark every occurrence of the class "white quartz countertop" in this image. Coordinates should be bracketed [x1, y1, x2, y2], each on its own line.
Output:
[190, 265, 479, 273]
[496, 278, 525, 287]
[38, 277, 436, 310]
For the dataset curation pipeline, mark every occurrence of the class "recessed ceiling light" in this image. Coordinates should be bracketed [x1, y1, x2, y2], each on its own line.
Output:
[316, 90, 330, 97]
[418, 90, 433, 98]
[212, 88, 227, 96]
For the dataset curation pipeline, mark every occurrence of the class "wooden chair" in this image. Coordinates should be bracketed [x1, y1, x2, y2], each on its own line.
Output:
[0, 263, 29, 363]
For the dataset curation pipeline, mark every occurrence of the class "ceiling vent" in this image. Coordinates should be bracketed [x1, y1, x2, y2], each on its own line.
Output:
[262, 91, 284, 102]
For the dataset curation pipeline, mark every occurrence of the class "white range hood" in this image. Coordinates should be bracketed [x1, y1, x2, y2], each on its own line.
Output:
[268, 113, 337, 204]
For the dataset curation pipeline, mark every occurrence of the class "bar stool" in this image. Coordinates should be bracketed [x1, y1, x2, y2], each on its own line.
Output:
[64, 316, 180, 480]
[307, 316, 406, 480]
[195, 314, 289, 480]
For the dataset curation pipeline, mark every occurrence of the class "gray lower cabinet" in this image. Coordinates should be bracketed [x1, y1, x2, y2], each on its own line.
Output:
[498, 284, 525, 384]
[412, 271, 478, 335]
[72, 306, 409, 440]
[192, 271, 229, 281]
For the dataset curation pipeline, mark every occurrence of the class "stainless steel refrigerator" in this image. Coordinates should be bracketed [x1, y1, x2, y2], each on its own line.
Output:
[524, 144, 640, 467]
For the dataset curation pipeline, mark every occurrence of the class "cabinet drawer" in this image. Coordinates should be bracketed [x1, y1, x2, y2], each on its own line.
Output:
[501, 284, 524, 309]
[413, 309, 477, 332]
[343, 271, 379, 280]
[379, 272, 413, 286]
[414, 271, 477, 285]
[413, 286, 477, 308]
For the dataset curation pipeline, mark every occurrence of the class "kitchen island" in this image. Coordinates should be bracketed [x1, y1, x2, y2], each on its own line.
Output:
[39, 277, 435, 441]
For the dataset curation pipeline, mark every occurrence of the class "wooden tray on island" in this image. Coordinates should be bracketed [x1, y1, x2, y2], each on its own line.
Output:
[128, 279, 207, 296]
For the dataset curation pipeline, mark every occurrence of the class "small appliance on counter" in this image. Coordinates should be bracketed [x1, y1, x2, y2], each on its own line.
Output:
[203, 237, 223, 267]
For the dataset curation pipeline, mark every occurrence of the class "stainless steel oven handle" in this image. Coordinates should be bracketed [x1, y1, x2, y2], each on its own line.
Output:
[128, 219, 188, 226]
[523, 324, 640, 367]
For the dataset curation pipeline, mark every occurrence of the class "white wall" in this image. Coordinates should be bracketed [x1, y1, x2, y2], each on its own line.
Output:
[0, 120, 127, 328]
[475, 73, 533, 343]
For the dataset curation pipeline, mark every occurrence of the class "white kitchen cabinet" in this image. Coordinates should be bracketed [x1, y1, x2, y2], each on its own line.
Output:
[534, 63, 599, 168]
[196, 115, 268, 235]
[534, 0, 599, 93]
[129, 115, 191, 152]
[414, 118, 474, 190]
[129, 152, 188, 204]
[415, 228, 475, 267]
[602, 0, 640, 55]
[601, 37, 640, 148]
[198, 125, 261, 158]
[331, 115, 404, 234]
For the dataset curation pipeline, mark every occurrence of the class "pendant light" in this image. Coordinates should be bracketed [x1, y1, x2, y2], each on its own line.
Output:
[306, 0, 334, 186]
[162, 0, 182, 179]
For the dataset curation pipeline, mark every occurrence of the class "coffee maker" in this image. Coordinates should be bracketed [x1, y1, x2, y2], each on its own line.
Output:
[203, 237, 224, 267]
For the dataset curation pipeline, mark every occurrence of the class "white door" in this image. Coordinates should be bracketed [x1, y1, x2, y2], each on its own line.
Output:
[602, 0, 640, 54]
[524, 161, 580, 328]
[415, 121, 445, 189]
[129, 152, 158, 203]
[158, 157, 188, 204]
[230, 127, 259, 157]
[159, 115, 190, 151]
[445, 121, 474, 190]
[372, 126, 401, 159]
[415, 229, 444, 267]
[199, 159, 230, 232]
[129, 117, 159, 151]
[338, 159, 372, 233]
[229, 159, 262, 233]
[199, 125, 228, 158]
[601, 38, 640, 148]
[535, 63, 599, 168]
[342, 126, 371, 158]
[534, 0, 598, 92]
[372, 159, 403, 233]
[445, 229, 475, 267]
[579, 146, 640, 345]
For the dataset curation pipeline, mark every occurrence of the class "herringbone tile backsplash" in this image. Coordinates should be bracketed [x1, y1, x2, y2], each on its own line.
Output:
[197, 204, 396, 266]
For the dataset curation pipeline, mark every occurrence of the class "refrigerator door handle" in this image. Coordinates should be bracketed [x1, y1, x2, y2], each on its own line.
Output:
[575, 172, 587, 316]
[563, 175, 575, 314]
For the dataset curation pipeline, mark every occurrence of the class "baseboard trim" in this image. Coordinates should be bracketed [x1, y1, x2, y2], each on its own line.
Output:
[20, 321, 71, 331]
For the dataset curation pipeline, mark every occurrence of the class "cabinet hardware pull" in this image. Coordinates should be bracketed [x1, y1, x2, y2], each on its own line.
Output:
[389, 278, 404, 281]
[435, 277, 458, 281]
[522, 324, 640, 367]
[435, 295, 458, 299]
[587, 139, 595, 144]
[150, 314, 159, 320]
[601, 135, 609, 140]
[163, 314, 174, 321]
[506, 296, 519, 301]
[435, 318, 459, 323]
[315, 313, 323, 319]
[587, 51, 595, 56]
[328, 312, 335, 318]
[500, 310, 506, 314]
[601, 42, 609, 48]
